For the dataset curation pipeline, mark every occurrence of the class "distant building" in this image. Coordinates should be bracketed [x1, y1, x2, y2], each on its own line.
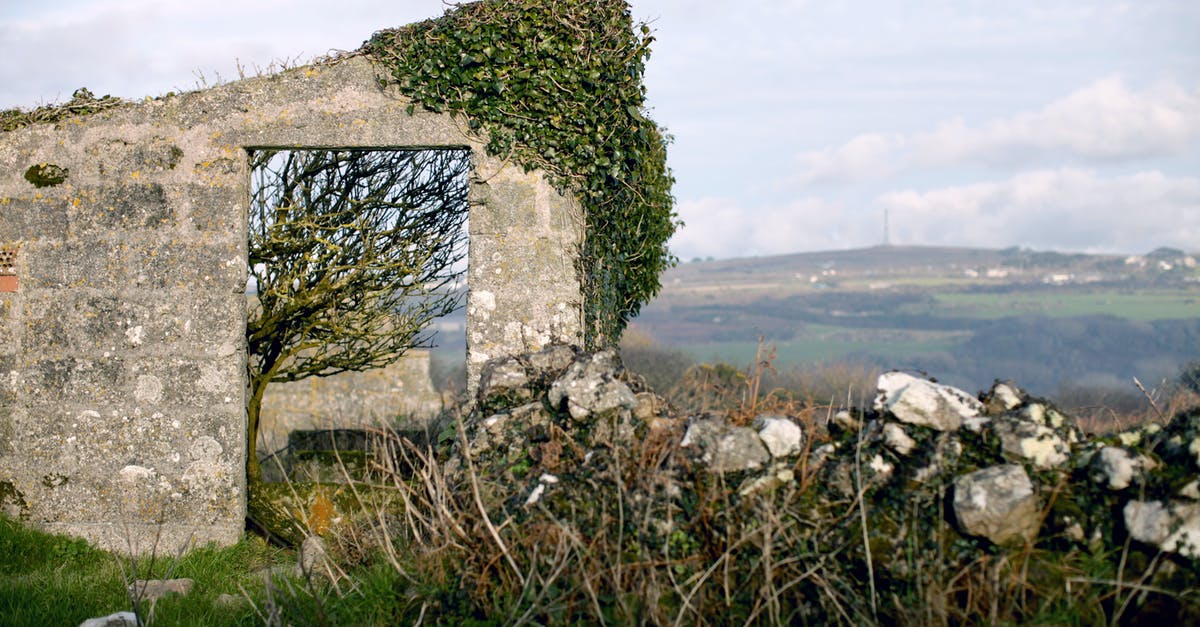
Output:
[1043, 273, 1073, 285]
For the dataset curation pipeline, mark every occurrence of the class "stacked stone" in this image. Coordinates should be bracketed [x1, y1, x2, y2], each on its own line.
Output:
[463, 347, 1200, 561]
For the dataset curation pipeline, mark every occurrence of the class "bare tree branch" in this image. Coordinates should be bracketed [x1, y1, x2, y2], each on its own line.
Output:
[245, 147, 469, 480]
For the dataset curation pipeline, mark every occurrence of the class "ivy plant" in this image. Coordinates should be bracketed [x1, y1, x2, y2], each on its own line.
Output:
[363, 0, 678, 347]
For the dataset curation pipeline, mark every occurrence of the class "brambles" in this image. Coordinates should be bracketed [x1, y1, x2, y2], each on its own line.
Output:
[281, 347, 1199, 624]
[1180, 361, 1200, 397]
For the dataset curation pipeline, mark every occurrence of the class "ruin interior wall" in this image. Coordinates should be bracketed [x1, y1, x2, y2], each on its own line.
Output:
[258, 349, 443, 455]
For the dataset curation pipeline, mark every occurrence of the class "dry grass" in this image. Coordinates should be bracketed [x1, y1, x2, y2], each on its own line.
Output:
[252, 344, 1200, 625]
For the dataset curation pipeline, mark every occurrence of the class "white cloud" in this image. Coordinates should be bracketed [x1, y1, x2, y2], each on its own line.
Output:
[0, 0, 445, 107]
[877, 169, 1200, 253]
[919, 77, 1200, 163]
[793, 77, 1200, 184]
[792, 132, 905, 185]
[670, 196, 869, 260]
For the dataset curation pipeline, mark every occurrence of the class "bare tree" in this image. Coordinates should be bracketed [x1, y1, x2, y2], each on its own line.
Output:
[246, 147, 469, 481]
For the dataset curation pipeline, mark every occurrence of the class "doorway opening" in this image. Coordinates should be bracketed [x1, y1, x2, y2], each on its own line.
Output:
[245, 147, 470, 481]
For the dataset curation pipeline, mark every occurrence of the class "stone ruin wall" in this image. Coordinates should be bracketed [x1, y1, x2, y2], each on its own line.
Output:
[257, 349, 443, 455]
[0, 55, 585, 553]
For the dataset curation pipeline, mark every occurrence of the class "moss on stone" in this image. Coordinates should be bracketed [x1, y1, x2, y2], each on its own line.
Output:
[0, 481, 29, 520]
[23, 163, 69, 188]
[248, 480, 404, 547]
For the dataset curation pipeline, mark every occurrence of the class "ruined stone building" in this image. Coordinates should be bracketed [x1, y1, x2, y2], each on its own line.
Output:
[0, 55, 585, 552]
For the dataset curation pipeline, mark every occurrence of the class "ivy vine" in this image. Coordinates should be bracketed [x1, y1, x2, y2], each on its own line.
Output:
[363, 0, 677, 347]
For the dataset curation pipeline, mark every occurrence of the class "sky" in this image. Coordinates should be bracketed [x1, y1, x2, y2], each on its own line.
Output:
[2, 0, 1198, 260]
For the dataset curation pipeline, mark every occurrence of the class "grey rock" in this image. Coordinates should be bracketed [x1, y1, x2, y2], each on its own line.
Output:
[754, 415, 803, 458]
[739, 464, 795, 497]
[524, 344, 577, 381]
[78, 612, 138, 627]
[990, 401, 1080, 470]
[214, 593, 243, 608]
[680, 417, 724, 449]
[466, 401, 555, 463]
[993, 416, 1071, 470]
[681, 417, 770, 473]
[874, 372, 985, 432]
[953, 464, 1041, 545]
[1020, 402, 1074, 431]
[832, 410, 860, 432]
[477, 357, 531, 406]
[129, 577, 194, 600]
[297, 535, 330, 578]
[711, 428, 771, 473]
[1123, 500, 1200, 559]
[882, 422, 917, 456]
[547, 350, 636, 422]
[984, 381, 1024, 415]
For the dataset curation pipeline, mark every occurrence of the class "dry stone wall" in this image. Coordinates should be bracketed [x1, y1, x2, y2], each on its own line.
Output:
[0, 55, 584, 553]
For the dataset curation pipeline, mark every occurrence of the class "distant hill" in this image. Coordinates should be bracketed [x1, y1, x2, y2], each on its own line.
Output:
[423, 245, 1199, 397]
[660, 244, 1197, 287]
[630, 245, 1200, 396]
[673, 244, 1019, 276]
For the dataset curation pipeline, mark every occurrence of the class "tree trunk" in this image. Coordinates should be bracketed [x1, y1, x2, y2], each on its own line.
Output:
[246, 374, 269, 484]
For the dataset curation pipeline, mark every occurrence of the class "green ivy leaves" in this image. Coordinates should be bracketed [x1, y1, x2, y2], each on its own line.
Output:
[363, 0, 677, 346]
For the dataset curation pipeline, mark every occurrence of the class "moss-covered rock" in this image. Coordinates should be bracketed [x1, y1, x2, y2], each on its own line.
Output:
[248, 481, 403, 547]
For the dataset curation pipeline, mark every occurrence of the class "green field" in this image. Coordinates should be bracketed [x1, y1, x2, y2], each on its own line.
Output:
[681, 326, 966, 369]
[922, 289, 1199, 320]
[649, 284, 1199, 395]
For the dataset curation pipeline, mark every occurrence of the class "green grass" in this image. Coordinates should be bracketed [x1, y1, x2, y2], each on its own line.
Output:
[0, 510, 430, 626]
[680, 326, 965, 369]
[925, 289, 1200, 320]
[0, 516, 289, 626]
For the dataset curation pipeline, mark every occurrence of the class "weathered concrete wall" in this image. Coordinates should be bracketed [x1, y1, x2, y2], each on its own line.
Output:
[258, 350, 442, 454]
[0, 55, 584, 553]
[466, 161, 584, 392]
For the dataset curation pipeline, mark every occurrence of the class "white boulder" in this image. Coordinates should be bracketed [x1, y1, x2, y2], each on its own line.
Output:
[874, 372, 985, 432]
[754, 415, 804, 458]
